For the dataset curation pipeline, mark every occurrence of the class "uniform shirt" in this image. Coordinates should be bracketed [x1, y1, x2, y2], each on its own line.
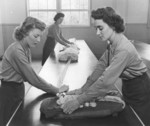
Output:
[77, 34, 147, 104]
[0, 41, 58, 93]
[47, 23, 70, 46]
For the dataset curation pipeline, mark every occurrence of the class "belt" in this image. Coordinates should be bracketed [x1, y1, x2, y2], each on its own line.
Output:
[122, 72, 147, 82]
[1, 79, 23, 87]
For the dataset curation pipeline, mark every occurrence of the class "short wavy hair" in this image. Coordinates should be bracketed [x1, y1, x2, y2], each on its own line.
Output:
[54, 13, 65, 22]
[91, 7, 125, 33]
[13, 16, 46, 41]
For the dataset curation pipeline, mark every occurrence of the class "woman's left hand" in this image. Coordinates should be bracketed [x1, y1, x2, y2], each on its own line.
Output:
[62, 98, 80, 114]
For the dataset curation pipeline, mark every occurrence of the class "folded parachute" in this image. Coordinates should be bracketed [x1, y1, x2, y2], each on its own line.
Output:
[58, 44, 80, 62]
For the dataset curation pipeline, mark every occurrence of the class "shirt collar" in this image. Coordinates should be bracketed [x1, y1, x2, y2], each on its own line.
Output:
[20, 39, 30, 53]
[109, 33, 124, 51]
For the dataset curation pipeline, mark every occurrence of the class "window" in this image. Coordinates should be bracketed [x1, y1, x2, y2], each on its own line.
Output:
[27, 0, 90, 26]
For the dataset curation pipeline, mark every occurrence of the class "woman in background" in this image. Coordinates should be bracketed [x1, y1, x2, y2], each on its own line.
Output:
[62, 7, 150, 125]
[0, 16, 68, 126]
[42, 13, 73, 65]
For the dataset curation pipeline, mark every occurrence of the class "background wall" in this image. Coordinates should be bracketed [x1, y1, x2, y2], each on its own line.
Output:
[0, 0, 150, 60]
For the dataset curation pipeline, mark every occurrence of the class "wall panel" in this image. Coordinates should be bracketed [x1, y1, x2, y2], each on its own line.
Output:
[1, 0, 150, 60]
[127, 0, 149, 23]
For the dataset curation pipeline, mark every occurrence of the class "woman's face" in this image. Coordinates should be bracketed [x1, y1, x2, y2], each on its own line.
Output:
[58, 17, 64, 24]
[94, 19, 114, 42]
[26, 28, 42, 48]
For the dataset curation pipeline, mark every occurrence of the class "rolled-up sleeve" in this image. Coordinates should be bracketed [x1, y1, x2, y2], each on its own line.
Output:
[78, 50, 130, 104]
[11, 48, 58, 94]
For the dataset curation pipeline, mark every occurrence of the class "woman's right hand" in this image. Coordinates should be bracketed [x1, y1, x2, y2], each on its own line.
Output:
[66, 88, 82, 95]
[59, 85, 69, 93]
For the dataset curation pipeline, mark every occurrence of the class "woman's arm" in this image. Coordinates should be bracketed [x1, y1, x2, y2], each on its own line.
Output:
[77, 50, 130, 104]
[11, 48, 59, 94]
[67, 50, 109, 95]
[81, 50, 108, 92]
[53, 26, 70, 47]
[60, 32, 72, 44]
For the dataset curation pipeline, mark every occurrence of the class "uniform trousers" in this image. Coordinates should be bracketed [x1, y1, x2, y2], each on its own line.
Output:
[122, 72, 150, 126]
[0, 80, 24, 126]
[42, 36, 56, 66]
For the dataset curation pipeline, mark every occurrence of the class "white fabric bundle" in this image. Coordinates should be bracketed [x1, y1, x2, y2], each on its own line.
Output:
[56, 90, 125, 109]
[56, 94, 78, 106]
[58, 44, 79, 62]
[97, 91, 125, 109]
[56, 94, 97, 108]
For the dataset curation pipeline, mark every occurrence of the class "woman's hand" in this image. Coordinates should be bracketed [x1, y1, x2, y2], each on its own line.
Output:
[62, 98, 80, 114]
[66, 88, 82, 95]
[59, 85, 69, 93]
